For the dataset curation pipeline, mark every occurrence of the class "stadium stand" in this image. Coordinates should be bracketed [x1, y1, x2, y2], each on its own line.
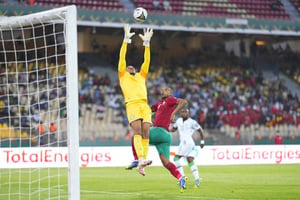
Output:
[1, 48, 299, 146]
[0, 60, 67, 147]
[73, 41, 300, 145]
[34, 0, 126, 11]
[15, 0, 292, 20]
[131, 0, 291, 20]
[290, 0, 300, 13]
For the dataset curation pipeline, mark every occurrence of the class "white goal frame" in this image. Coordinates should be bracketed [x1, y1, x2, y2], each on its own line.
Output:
[0, 5, 80, 200]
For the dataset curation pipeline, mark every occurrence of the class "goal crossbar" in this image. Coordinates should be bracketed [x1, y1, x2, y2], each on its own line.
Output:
[0, 6, 75, 29]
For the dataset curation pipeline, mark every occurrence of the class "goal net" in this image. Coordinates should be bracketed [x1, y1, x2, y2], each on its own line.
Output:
[0, 6, 79, 200]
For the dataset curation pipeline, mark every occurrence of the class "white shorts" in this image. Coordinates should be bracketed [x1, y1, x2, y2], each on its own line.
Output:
[176, 143, 197, 158]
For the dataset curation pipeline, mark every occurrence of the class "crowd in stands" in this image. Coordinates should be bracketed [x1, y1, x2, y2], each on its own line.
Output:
[0, 60, 68, 146]
[76, 43, 300, 145]
[149, 52, 300, 132]
[1, 0, 300, 145]
[1, 45, 300, 145]
[290, 0, 300, 13]
[133, 0, 291, 20]
[3, 0, 297, 20]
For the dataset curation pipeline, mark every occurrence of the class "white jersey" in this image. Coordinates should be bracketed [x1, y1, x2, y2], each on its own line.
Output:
[173, 117, 202, 157]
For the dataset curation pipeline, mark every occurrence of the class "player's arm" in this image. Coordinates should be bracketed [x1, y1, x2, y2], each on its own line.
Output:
[197, 126, 205, 149]
[151, 105, 157, 112]
[118, 24, 135, 74]
[169, 121, 178, 132]
[139, 28, 153, 77]
[151, 102, 158, 113]
[170, 98, 187, 123]
[140, 46, 150, 75]
[118, 42, 127, 74]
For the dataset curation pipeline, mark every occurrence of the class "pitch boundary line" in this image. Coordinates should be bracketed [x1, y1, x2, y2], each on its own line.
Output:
[81, 189, 243, 200]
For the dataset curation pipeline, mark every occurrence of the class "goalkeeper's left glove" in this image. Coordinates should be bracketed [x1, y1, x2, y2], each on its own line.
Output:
[139, 27, 153, 46]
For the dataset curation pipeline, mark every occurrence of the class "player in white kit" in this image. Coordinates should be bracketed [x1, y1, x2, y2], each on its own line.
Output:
[171, 108, 205, 188]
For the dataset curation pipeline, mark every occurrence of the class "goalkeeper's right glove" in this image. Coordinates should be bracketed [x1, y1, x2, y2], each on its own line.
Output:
[139, 27, 153, 46]
[123, 24, 135, 43]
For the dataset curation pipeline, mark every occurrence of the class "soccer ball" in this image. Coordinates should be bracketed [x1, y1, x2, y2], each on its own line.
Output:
[133, 7, 148, 22]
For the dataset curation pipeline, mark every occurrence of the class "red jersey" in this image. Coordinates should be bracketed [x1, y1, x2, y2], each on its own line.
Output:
[151, 96, 178, 131]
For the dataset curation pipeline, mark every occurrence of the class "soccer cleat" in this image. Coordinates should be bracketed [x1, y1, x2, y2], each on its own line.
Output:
[140, 160, 152, 167]
[177, 176, 188, 185]
[137, 166, 146, 176]
[136, 160, 152, 176]
[194, 179, 200, 188]
[179, 177, 186, 193]
[125, 160, 138, 170]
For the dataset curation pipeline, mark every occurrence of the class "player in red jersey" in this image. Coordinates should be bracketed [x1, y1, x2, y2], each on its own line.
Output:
[126, 86, 187, 192]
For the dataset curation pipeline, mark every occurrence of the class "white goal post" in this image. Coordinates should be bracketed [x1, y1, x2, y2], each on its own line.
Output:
[0, 5, 79, 200]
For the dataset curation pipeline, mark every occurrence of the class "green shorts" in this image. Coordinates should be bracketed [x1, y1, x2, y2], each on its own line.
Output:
[149, 127, 172, 159]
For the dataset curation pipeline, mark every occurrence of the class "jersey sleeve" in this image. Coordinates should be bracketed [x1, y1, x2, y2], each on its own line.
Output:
[192, 119, 201, 130]
[151, 101, 159, 112]
[118, 42, 127, 78]
[140, 46, 150, 78]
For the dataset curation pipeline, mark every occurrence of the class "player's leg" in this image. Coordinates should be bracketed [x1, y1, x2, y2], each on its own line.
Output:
[174, 144, 193, 179]
[126, 123, 152, 171]
[151, 127, 186, 192]
[125, 136, 138, 170]
[141, 122, 151, 160]
[133, 104, 152, 175]
[187, 154, 200, 188]
[130, 119, 144, 160]
[159, 153, 186, 193]
[174, 155, 185, 177]
[130, 120, 148, 176]
[126, 102, 150, 175]
[153, 129, 180, 178]
[141, 103, 152, 160]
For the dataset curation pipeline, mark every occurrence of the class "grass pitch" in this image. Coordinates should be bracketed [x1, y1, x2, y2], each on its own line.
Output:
[81, 164, 300, 200]
[1, 164, 299, 200]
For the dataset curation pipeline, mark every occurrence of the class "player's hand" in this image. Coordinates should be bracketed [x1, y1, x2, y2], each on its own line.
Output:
[200, 140, 205, 149]
[123, 24, 135, 43]
[139, 27, 153, 46]
[170, 113, 175, 123]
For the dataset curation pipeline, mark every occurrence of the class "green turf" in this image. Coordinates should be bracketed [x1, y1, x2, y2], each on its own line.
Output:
[81, 164, 300, 200]
[1, 164, 300, 200]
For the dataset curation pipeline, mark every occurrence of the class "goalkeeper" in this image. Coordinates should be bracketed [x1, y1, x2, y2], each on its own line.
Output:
[118, 24, 153, 176]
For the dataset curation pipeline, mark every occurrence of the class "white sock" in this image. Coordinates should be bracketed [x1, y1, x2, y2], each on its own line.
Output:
[174, 160, 185, 177]
[189, 163, 199, 180]
[138, 158, 144, 165]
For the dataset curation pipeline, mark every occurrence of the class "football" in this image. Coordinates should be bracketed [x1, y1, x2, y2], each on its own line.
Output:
[133, 7, 148, 23]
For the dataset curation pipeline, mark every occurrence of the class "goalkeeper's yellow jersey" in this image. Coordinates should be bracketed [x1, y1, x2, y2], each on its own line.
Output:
[118, 42, 150, 104]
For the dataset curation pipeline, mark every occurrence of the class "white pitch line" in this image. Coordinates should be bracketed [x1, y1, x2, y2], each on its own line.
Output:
[81, 189, 243, 200]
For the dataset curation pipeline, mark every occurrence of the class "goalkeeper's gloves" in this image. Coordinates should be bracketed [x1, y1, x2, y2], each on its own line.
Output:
[139, 27, 153, 46]
[123, 24, 135, 43]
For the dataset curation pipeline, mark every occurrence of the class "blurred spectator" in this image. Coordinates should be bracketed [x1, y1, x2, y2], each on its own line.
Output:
[153, 0, 161, 10]
[38, 121, 44, 145]
[96, 104, 105, 120]
[163, 0, 172, 11]
[50, 122, 56, 141]
[274, 134, 282, 144]
[270, 0, 281, 11]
